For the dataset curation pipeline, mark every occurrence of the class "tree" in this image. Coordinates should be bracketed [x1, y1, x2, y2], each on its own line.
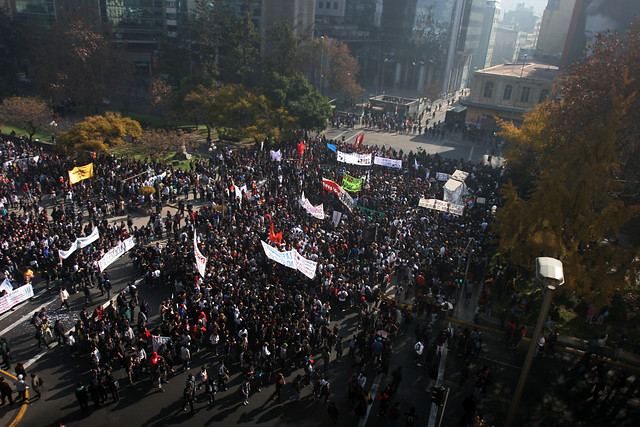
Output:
[137, 128, 189, 162]
[150, 77, 174, 127]
[30, 19, 133, 110]
[494, 24, 640, 306]
[56, 112, 142, 154]
[263, 22, 307, 77]
[323, 39, 364, 102]
[171, 71, 218, 136]
[264, 73, 332, 132]
[210, 84, 295, 144]
[0, 97, 53, 142]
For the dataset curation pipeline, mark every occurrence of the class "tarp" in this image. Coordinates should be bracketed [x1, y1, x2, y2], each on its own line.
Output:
[194, 232, 207, 278]
[68, 163, 94, 184]
[374, 156, 402, 169]
[98, 237, 135, 272]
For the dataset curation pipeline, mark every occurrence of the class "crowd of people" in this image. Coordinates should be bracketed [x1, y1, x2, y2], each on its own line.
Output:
[0, 131, 503, 424]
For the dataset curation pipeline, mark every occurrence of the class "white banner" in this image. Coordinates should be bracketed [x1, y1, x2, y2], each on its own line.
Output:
[332, 211, 342, 227]
[451, 170, 469, 182]
[270, 149, 282, 162]
[59, 228, 100, 259]
[2, 155, 39, 170]
[337, 151, 372, 166]
[436, 172, 450, 181]
[322, 179, 354, 212]
[151, 335, 170, 352]
[261, 241, 317, 279]
[0, 278, 13, 294]
[0, 284, 34, 314]
[142, 172, 166, 187]
[194, 232, 207, 278]
[98, 237, 136, 272]
[300, 192, 325, 220]
[373, 156, 402, 169]
[418, 198, 465, 216]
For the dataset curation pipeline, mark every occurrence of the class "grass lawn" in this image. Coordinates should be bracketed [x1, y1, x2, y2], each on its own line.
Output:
[112, 144, 193, 171]
[0, 124, 53, 142]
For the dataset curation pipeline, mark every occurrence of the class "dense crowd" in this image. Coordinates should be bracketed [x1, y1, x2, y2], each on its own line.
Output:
[0, 132, 502, 423]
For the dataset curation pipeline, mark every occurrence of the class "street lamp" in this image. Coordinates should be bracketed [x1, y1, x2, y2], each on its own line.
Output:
[319, 36, 326, 94]
[381, 58, 390, 96]
[505, 257, 564, 427]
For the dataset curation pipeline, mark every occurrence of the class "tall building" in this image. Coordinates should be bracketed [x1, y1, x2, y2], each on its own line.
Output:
[535, 0, 577, 64]
[470, 1, 500, 73]
[261, 0, 315, 42]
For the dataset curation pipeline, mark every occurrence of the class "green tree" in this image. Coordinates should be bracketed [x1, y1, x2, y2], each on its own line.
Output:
[56, 112, 142, 154]
[495, 25, 640, 305]
[308, 38, 363, 102]
[264, 73, 332, 132]
[136, 128, 190, 162]
[263, 22, 307, 77]
[0, 97, 53, 142]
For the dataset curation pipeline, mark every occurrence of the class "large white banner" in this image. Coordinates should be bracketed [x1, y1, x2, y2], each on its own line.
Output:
[194, 232, 207, 278]
[436, 172, 450, 181]
[418, 198, 465, 216]
[337, 151, 372, 166]
[0, 278, 13, 294]
[0, 284, 34, 314]
[2, 155, 39, 170]
[59, 228, 100, 259]
[300, 192, 325, 220]
[98, 237, 136, 272]
[373, 156, 402, 169]
[270, 150, 282, 162]
[142, 172, 166, 187]
[261, 241, 317, 279]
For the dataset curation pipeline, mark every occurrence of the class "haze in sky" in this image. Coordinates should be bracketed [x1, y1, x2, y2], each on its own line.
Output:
[499, 0, 548, 16]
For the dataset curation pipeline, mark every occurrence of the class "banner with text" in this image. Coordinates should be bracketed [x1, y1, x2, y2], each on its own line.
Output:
[59, 227, 100, 260]
[261, 241, 317, 279]
[418, 198, 465, 216]
[194, 232, 208, 278]
[373, 156, 402, 169]
[98, 237, 136, 272]
[0, 284, 34, 314]
[322, 178, 354, 212]
[342, 173, 363, 192]
[300, 192, 325, 220]
[336, 151, 372, 166]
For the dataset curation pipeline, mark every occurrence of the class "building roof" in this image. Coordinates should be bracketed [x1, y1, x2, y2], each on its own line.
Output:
[476, 62, 559, 81]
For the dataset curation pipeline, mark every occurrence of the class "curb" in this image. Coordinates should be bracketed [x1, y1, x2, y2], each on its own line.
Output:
[0, 370, 29, 427]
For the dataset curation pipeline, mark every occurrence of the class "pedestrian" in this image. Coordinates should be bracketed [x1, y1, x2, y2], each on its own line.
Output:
[0, 337, 11, 369]
[14, 374, 28, 402]
[75, 381, 89, 412]
[614, 335, 627, 359]
[205, 376, 217, 406]
[183, 384, 195, 414]
[0, 377, 13, 406]
[181, 344, 191, 371]
[319, 376, 331, 402]
[378, 385, 391, 416]
[241, 377, 251, 405]
[271, 372, 285, 403]
[218, 361, 229, 390]
[390, 366, 402, 393]
[54, 320, 66, 346]
[291, 374, 302, 401]
[59, 287, 70, 309]
[30, 373, 43, 400]
[414, 340, 424, 366]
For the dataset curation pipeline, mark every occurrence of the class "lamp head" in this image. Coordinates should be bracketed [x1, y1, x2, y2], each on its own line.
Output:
[535, 257, 564, 290]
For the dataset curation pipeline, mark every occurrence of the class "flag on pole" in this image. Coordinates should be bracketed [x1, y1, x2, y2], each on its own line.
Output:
[353, 133, 364, 149]
[68, 163, 94, 184]
[194, 232, 207, 278]
[269, 223, 282, 245]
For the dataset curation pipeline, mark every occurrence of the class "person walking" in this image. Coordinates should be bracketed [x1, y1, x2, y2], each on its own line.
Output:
[218, 361, 229, 391]
[241, 377, 251, 406]
[319, 376, 331, 403]
[59, 287, 70, 310]
[75, 382, 89, 412]
[182, 384, 195, 414]
[0, 377, 14, 406]
[205, 376, 217, 407]
[1, 337, 11, 369]
[270, 372, 285, 403]
[30, 373, 43, 401]
[291, 374, 303, 401]
[14, 374, 28, 402]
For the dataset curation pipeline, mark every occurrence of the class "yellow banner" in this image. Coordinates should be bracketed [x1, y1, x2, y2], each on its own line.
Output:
[68, 163, 94, 184]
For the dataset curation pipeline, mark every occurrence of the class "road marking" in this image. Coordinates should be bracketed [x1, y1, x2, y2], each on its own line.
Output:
[357, 373, 382, 427]
[1, 370, 29, 427]
[0, 287, 51, 323]
[428, 347, 449, 427]
[478, 356, 522, 370]
[0, 295, 60, 337]
[468, 146, 474, 162]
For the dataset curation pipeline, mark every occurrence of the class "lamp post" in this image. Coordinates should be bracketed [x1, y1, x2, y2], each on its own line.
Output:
[381, 58, 389, 95]
[319, 36, 325, 95]
[505, 257, 564, 427]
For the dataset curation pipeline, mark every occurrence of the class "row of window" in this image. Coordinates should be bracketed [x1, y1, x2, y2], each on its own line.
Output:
[483, 81, 549, 104]
[319, 1, 339, 10]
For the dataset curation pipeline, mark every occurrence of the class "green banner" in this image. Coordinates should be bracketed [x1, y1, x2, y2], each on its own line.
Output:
[342, 173, 363, 192]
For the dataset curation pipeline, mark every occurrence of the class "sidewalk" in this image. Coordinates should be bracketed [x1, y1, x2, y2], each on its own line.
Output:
[384, 281, 640, 372]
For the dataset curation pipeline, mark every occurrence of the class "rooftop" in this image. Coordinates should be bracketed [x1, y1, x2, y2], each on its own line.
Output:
[476, 62, 559, 81]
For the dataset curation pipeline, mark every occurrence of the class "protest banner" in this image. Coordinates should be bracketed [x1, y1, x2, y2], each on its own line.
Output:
[373, 156, 402, 169]
[98, 237, 135, 272]
[342, 173, 363, 192]
[336, 151, 372, 166]
[322, 178, 354, 212]
[418, 198, 465, 216]
[300, 192, 325, 219]
[261, 241, 317, 279]
[59, 227, 100, 259]
[68, 163, 94, 184]
[0, 284, 34, 314]
[194, 232, 207, 278]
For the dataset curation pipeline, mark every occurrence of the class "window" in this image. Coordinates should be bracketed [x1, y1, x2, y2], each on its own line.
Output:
[520, 87, 531, 103]
[538, 89, 549, 103]
[326, 1, 330, 8]
[334, 1, 338, 9]
[319, 1, 323, 8]
[503, 84, 512, 101]
[483, 81, 494, 98]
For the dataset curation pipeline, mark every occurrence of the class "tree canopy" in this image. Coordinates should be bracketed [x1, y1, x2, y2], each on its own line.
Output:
[56, 112, 142, 154]
[494, 24, 640, 306]
[0, 96, 53, 141]
[264, 73, 332, 132]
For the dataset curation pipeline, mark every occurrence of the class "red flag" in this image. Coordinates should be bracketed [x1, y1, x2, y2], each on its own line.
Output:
[269, 223, 282, 245]
[297, 141, 305, 156]
[354, 134, 364, 149]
